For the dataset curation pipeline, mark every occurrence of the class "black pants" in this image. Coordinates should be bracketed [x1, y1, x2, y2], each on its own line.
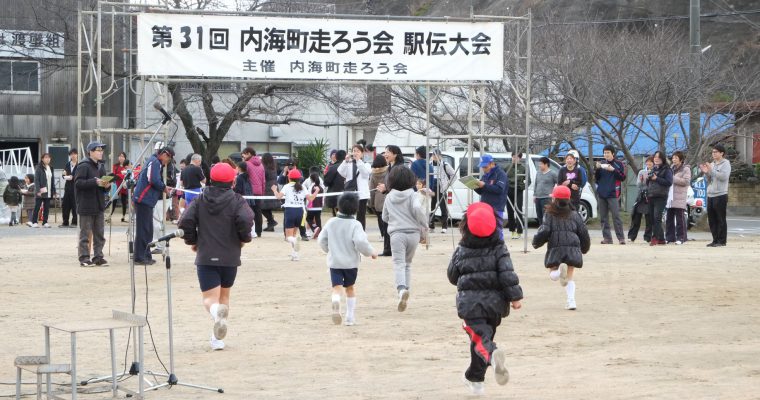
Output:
[375, 211, 391, 254]
[62, 190, 77, 225]
[252, 203, 263, 236]
[306, 210, 322, 232]
[707, 194, 728, 245]
[357, 199, 368, 230]
[429, 192, 449, 229]
[32, 198, 51, 224]
[134, 202, 154, 262]
[262, 209, 276, 226]
[628, 205, 652, 242]
[506, 189, 523, 233]
[648, 197, 667, 242]
[665, 208, 688, 243]
[110, 194, 128, 217]
[463, 318, 501, 383]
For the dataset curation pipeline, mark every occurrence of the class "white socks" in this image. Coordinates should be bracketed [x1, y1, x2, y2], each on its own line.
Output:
[346, 297, 356, 319]
[549, 269, 560, 281]
[209, 303, 219, 321]
[286, 236, 296, 249]
[331, 293, 341, 303]
[565, 280, 576, 300]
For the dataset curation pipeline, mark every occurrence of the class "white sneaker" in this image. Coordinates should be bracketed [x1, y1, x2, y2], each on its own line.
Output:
[397, 289, 410, 312]
[210, 333, 225, 351]
[291, 252, 300, 261]
[344, 316, 355, 326]
[462, 373, 485, 396]
[42, 223, 51, 228]
[441, 228, 447, 234]
[559, 264, 568, 287]
[26, 221, 33, 227]
[331, 299, 342, 325]
[566, 298, 577, 310]
[511, 232, 519, 240]
[675, 241, 683, 245]
[31, 223, 39, 228]
[491, 348, 509, 385]
[213, 304, 229, 340]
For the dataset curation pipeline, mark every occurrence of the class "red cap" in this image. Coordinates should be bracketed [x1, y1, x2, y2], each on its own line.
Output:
[288, 168, 302, 180]
[466, 202, 497, 238]
[210, 163, 236, 183]
[551, 185, 571, 199]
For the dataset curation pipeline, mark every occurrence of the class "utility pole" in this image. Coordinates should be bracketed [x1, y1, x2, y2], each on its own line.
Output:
[689, 0, 701, 158]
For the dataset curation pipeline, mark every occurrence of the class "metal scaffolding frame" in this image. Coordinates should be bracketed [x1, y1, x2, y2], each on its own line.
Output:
[78, 3, 533, 253]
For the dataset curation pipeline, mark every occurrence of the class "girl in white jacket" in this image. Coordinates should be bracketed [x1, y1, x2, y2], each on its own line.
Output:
[338, 143, 372, 230]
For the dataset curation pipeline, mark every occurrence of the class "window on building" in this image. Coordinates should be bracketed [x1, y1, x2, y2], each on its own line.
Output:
[0, 60, 40, 92]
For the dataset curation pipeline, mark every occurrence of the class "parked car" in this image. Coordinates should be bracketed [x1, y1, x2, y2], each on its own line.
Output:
[430, 151, 598, 224]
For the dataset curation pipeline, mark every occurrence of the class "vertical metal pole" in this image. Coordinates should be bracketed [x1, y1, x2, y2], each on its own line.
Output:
[109, 329, 117, 397]
[96, 1, 103, 142]
[44, 327, 50, 396]
[425, 85, 431, 250]
[467, 87, 474, 206]
[70, 333, 77, 400]
[523, 13, 532, 253]
[689, 0, 701, 159]
[77, 8, 83, 153]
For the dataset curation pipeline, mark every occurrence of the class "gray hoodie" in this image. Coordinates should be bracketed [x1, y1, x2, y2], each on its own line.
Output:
[318, 214, 375, 269]
[706, 159, 731, 197]
[382, 188, 428, 235]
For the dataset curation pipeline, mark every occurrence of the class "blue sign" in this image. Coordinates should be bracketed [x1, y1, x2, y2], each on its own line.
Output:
[692, 177, 707, 204]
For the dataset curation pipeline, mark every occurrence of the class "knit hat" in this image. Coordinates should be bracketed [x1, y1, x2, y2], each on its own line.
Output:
[288, 168, 302, 180]
[210, 163, 236, 183]
[466, 202, 497, 238]
[551, 185, 571, 199]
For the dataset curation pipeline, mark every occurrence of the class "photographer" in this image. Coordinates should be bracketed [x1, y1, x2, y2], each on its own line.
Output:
[594, 145, 627, 245]
[628, 156, 653, 243]
[338, 144, 372, 230]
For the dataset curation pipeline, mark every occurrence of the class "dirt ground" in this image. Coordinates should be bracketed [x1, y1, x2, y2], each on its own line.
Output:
[1, 213, 759, 399]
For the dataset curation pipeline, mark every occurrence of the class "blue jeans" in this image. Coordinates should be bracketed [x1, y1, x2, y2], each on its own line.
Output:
[535, 197, 550, 226]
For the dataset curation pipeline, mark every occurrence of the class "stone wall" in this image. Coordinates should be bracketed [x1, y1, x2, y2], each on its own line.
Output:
[728, 182, 760, 216]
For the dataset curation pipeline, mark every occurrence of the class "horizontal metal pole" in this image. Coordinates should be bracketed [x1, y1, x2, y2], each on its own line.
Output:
[141, 9, 514, 23]
[471, 14, 531, 21]
[81, 129, 155, 134]
[99, 1, 167, 8]
[429, 134, 528, 139]
[145, 77, 496, 86]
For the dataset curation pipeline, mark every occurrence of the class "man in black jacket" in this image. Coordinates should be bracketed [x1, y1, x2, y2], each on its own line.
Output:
[74, 141, 110, 267]
[178, 163, 254, 350]
[60, 148, 79, 228]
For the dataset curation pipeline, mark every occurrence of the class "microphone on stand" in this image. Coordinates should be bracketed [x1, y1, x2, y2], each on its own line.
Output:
[148, 229, 184, 247]
[153, 102, 172, 124]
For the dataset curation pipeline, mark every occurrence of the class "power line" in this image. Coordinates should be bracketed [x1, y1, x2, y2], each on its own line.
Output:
[535, 8, 760, 28]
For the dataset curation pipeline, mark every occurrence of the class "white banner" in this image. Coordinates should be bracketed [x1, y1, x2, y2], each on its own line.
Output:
[137, 13, 503, 81]
[0, 30, 64, 59]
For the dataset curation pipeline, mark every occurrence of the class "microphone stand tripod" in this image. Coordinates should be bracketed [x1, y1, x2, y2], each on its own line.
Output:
[142, 237, 224, 394]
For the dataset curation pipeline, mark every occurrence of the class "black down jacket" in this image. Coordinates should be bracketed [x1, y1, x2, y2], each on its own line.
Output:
[447, 235, 523, 320]
[532, 210, 591, 268]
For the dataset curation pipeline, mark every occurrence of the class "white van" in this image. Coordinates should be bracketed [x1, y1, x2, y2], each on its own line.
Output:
[431, 151, 598, 224]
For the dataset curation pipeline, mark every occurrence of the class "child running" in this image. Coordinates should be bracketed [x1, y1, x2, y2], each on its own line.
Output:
[447, 202, 523, 395]
[318, 192, 377, 326]
[532, 185, 591, 310]
[382, 166, 428, 312]
[272, 168, 319, 261]
[305, 171, 324, 239]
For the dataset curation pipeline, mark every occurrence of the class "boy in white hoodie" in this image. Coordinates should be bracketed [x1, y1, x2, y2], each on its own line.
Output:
[382, 166, 428, 312]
